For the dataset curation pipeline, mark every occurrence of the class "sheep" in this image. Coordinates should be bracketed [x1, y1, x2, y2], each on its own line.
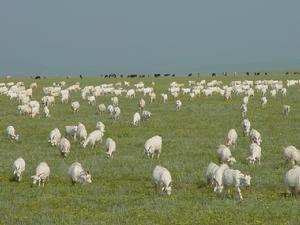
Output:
[242, 96, 249, 105]
[247, 143, 261, 164]
[76, 122, 87, 143]
[161, 93, 168, 103]
[111, 96, 118, 106]
[18, 104, 31, 115]
[240, 103, 247, 117]
[217, 145, 236, 165]
[261, 97, 267, 107]
[97, 104, 106, 114]
[13, 157, 25, 182]
[283, 145, 300, 165]
[281, 88, 287, 96]
[87, 96, 96, 105]
[176, 100, 182, 110]
[241, 119, 251, 136]
[139, 98, 146, 111]
[283, 105, 290, 116]
[43, 106, 50, 117]
[68, 162, 92, 184]
[133, 112, 141, 126]
[58, 137, 71, 157]
[249, 129, 262, 146]
[31, 162, 50, 187]
[31, 105, 40, 118]
[6, 125, 19, 141]
[206, 162, 219, 186]
[81, 130, 104, 148]
[126, 89, 135, 98]
[149, 92, 156, 103]
[48, 128, 61, 146]
[107, 104, 114, 115]
[226, 129, 238, 147]
[212, 163, 230, 192]
[144, 135, 162, 158]
[218, 169, 251, 200]
[152, 165, 172, 195]
[113, 106, 121, 120]
[270, 89, 277, 97]
[95, 121, 105, 133]
[285, 166, 300, 197]
[105, 138, 116, 158]
[65, 125, 78, 141]
[141, 110, 151, 121]
[71, 101, 80, 112]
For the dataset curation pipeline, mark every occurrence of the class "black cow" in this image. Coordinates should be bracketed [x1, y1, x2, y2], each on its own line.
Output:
[246, 72, 250, 76]
[154, 74, 161, 77]
[35, 76, 41, 80]
[164, 74, 170, 77]
[80, 75, 83, 79]
[127, 74, 137, 78]
[188, 73, 192, 77]
[211, 73, 216, 77]
[172, 74, 175, 77]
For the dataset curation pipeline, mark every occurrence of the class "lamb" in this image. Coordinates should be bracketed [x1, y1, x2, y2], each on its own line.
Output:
[87, 96, 96, 105]
[139, 98, 146, 111]
[97, 104, 106, 114]
[141, 110, 151, 121]
[226, 129, 238, 147]
[76, 122, 87, 143]
[176, 100, 182, 110]
[65, 125, 78, 141]
[283, 105, 290, 116]
[283, 145, 300, 165]
[247, 143, 261, 164]
[152, 165, 172, 195]
[105, 138, 116, 158]
[241, 119, 251, 136]
[81, 130, 104, 148]
[68, 162, 92, 184]
[285, 165, 300, 197]
[31, 162, 50, 187]
[43, 106, 50, 117]
[13, 157, 25, 182]
[206, 162, 219, 186]
[58, 137, 71, 157]
[240, 103, 247, 117]
[113, 106, 121, 120]
[6, 125, 19, 141]
[161, 93, 168, 103]
[95, 121, 105, 133]
[218, 169, 251, 200]
[217, 145, 236, 165]
[249, 129, 262, 146]
[144, 135, 162, 158]
[261, 97, 267, 107]
[71, 101, 80, 112]
[48, 128, 61, 146]
[107, 104, 114, 115]
[111, 96, 118, 106]
[133, 112, 141, 126]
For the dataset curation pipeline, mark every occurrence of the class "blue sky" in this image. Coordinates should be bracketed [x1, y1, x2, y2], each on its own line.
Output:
[1, 0, 299, 75]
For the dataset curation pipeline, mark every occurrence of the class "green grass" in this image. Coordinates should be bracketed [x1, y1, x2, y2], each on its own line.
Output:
[0, 74, 300, 224]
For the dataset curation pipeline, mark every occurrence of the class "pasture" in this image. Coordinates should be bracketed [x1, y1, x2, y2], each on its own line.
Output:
[0, 75, 300, 225]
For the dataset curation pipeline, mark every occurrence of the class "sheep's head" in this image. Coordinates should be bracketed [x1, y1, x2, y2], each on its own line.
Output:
[162, 183, 172, 196]
[213, 184, 224, 193]
[31, 175, 41, 185]
[81, 140, 88, 148]
[13, 169, 22, 181]
[228, 157, 237, 165]
[15, 135, 19, 141]
[80, 171, 92, 184]
[243, 175, 251, 186]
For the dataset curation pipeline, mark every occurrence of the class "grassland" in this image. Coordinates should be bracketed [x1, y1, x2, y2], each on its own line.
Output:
[0, 74, 300, 224]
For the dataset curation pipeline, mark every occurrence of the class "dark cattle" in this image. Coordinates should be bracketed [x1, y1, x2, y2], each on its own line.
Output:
[109, 74, 116, 78]
[264, 72, 268, 76]
[246, 72, 250, 76]
[211, 73, 216, 77]
[254, 72, 260, 76]
[80, 75, 83, 79]
[120, 74, 123, 78]
[35, 76, 41, 80]
[164, 74, 170, 77]
[104, 75, 108, 78]
[188, 73, 192, 77]
[154, 74, 161, 77]
[127, 74, 137, 78]
[285, 72, 289, 75]
[172, 74, 175, 77]
[294, 72, 300, 75]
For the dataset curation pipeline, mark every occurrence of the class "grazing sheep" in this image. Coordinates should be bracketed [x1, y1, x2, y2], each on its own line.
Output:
[97, 104, 106, 114]
[226, 129, 238, 147]
[285, 166, 300, 197]
[144, 135, 162, 158]
[13, 157, 25, 182]
[206, 162, 219, 186]
[242, 96, 249, 105]
[105, 138, 116, 158]
[212, 163, 230, 192]
[113, 106, 121, 120]
[31, 105, 40, 118]
[161, 93, 168, 103]
[149, 92, 156, 103]
[111, 96, 118, 106]
[133, 112, 141, 126]
[270, 89, 277, 97]
[152, 165, 172, 195]
[249, 129, 262, 146]
[284, 145, 300, 165]
[247, 143, 261, 164]
[141, 110, 151, 121]
[283, 105, 290, 116]
[107, 104, 114, 115]
[58, 137, 71, 157]
[261, 97, 267, 107]
[126, 89, 135, 98]
[240, 103, 247, 117]
[241, 119, 251, 136]
[76, 122, 87, 143]
[48, 128, 61, 146]
[82, 130, 104, 148]
[176, 100, 182, 110]
[87, 96, 96, 105]
[71, 101, 80, 112]
[43, 106, 50, 117]
[31, 162, 50, 187]
[95, 121, 105, 133]
[68, 162, 92, 184]
[65, 125, 78, 141]
[281, 88, 287, 96]
[139, 98, 146, 111]
[6, 125, 19, 141]
[217, 145, 236, 165]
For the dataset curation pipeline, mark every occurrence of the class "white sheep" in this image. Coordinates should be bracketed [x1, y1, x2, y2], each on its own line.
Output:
[149, 92, 156, 103]
[111, 96, 118, 106]
[261, 97, 267, 107]
[76, 122, 87, 143]
[139, 98, 146, 111]
[285, 165, 300, 197]
[206, 162, 219, 186]
[113, 106, 121, 120]
[284, 145, 300, 165]
[247, 143, 261, 164]
[97, 104, 106, 114]
[87, 96, 96, 105]
[226, 129, 238, 147]
[249, 129, 262, 146]
[107, 104, 114, 115]
[43, 106, 50, 117]
[105, 138, 116, 158]
[241, 119, 251, 136]
[82, 130, 104, 148]
[65, 125, 78, 141]
[144, 135, 162, 158]
[281, 88, 287, 96]
[283, 105, 290, 116]
[152, 165, 172, 195]
[242, 96, 249, 105]
[48, 128, 61, 146]
[212, 163, 230, 192]
[161, 93, 168, 103]
[96, 121, 105, 133]
[68, 162, 92, 184]
[13, 157, 25, 182]
[31, 162, 50, 187]
[240, 103, 247, 117]
[141, 110, 151, 121]
[133, 112, 141, 126]
[6, 125, 19, 141]
[217, 145, 236, 165]
[71, 101, 80, 112]
[176, 100, 182, 110]
[58, 137, 71, 157]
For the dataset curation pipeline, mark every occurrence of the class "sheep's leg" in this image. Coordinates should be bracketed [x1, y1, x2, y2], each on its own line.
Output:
[236, 186, 243, 200]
